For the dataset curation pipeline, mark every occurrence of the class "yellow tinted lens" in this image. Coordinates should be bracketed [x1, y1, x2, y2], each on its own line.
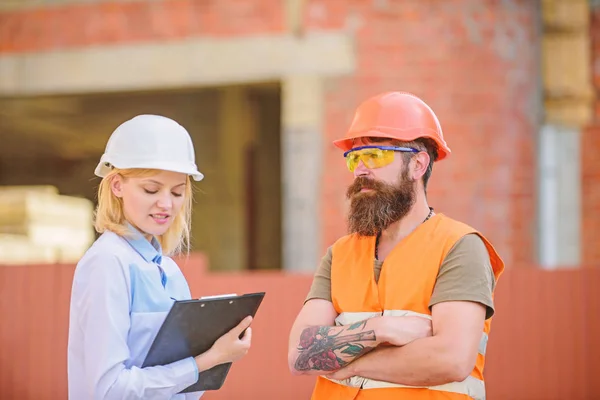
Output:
[346, 152, 361, 172]
[345, 148, 395, 171]
[360, 149, 387, 169]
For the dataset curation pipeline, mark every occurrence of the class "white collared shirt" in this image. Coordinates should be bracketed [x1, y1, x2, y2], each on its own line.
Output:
[67, 228, 204, 399]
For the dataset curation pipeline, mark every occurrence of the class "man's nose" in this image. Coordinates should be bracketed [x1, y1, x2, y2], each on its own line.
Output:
[353, 160, 370, 178]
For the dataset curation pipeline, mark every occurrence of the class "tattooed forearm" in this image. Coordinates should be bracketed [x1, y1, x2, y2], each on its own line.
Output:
[294, 320, 378, 372]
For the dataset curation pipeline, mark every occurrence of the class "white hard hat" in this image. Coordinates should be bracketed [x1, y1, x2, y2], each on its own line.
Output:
[95, 114, 204, 181]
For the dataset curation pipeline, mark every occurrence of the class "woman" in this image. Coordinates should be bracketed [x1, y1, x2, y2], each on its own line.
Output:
[67, 114, 252, 399]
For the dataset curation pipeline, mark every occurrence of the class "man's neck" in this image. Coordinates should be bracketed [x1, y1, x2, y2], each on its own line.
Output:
[380, 199, 433, 243]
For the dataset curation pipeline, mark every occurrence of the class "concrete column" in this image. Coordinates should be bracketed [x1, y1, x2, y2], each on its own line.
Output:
[281, 76, 323, 272]
[214, 87, 255, 271]
[538, 125, 581, 268]
[538, 0, 592, 267]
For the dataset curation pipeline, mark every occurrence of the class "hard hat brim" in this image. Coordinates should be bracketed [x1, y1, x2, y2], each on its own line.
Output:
[94, 160, 204, 181]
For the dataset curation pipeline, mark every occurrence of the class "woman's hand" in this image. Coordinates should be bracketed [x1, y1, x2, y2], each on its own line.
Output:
[211, 315, 253, 363]
[195, 316, 253, 371]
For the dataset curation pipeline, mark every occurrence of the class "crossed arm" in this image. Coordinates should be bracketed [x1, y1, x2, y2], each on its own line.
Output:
[287, 301, 383, 375]
[287, 299, 486, 386]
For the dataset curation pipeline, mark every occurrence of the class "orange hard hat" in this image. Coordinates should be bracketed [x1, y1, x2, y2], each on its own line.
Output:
[333, 92, 451, 161]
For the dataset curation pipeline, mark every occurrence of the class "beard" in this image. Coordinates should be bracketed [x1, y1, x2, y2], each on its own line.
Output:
[346, 170, 416, 237]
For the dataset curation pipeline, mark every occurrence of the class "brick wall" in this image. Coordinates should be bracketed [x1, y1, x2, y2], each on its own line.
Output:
[0, 0, 284, 53]
[310, 1, 541, 267]
[0, 0, 542, 268]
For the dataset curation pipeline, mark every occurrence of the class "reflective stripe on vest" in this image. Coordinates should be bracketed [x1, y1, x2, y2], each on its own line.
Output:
[324, 375, 485, 400]
[333, 310, 487, 400]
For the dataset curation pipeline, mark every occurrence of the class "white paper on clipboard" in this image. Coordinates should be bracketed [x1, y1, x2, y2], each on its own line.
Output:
[199, 293, 238, 300]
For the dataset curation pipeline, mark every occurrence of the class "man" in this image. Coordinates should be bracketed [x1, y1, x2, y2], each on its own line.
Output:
[287, 92, 504, 400]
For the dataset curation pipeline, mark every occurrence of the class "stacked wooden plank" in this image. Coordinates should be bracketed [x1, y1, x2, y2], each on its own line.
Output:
[0, 186, 95, 265]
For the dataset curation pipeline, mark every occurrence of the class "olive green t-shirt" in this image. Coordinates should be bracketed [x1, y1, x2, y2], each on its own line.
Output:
[305, 233, 496, 319]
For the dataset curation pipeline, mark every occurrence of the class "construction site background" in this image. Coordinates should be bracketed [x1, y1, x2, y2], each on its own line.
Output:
[1, 1, 599, 399]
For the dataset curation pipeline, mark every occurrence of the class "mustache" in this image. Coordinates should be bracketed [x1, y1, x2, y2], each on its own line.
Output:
[346, 177, 386, 198]
[345, 173, 416, 237]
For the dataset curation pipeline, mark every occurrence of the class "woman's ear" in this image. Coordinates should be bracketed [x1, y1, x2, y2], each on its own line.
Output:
[110, 175, 124, 198]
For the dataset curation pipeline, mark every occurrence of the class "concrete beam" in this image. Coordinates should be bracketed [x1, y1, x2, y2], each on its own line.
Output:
[285, 0, 306, 36]
[541, 0, 594, 128]
[544, 98, 594, 127]
[542, 32, 593, 99]
[0, 32, 355, 96]
[542, 0, 590, 31]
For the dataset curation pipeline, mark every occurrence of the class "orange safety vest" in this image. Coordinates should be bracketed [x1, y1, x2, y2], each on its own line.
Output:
[311, 214, 504, 400]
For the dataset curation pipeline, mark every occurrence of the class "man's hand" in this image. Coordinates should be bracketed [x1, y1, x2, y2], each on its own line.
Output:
[326, 363, 357, 381]
[378, 315, 432, 346]
[326, 369, 352, 381]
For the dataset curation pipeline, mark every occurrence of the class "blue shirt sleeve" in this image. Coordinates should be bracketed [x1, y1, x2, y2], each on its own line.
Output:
[69, 252, 199, 399]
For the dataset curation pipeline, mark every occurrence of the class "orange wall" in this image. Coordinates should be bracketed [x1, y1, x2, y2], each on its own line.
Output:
[1, 258, 599, 400]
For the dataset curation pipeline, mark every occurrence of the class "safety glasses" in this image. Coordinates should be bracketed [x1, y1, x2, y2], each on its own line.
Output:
[343, 145, 419, 172]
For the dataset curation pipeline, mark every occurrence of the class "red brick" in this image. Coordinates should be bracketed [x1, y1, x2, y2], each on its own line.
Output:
[317, 0, 540, 268]
[0, 0, 285, 53]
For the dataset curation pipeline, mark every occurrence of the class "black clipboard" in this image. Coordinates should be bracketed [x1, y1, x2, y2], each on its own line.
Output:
[142, 292, 265, 393]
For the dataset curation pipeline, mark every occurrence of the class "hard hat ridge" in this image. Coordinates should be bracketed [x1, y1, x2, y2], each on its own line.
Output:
[94, 114, 204, 181]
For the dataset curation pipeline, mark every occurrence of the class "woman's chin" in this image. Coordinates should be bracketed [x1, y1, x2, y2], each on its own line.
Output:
[138, 220, 172, 237]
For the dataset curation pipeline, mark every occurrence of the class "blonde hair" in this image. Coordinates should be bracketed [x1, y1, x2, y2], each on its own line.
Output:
[94, 168, 193, 255]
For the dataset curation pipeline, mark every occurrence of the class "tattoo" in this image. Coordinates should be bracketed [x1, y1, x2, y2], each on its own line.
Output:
[294, 320, 376, 371]
[348, 320, 367, 331]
